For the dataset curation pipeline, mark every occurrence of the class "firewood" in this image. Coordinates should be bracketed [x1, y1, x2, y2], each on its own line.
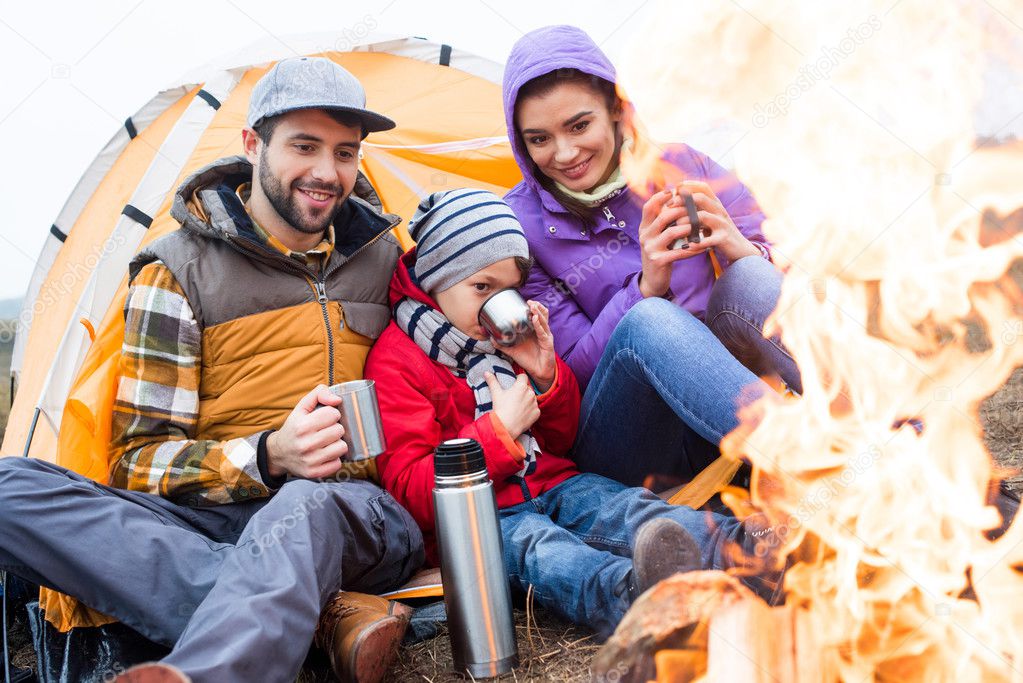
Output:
[591, 571, 756, 683]
[705, 597, 833, 682]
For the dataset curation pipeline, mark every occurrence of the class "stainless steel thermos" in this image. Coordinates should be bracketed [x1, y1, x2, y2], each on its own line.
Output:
[433, 438, 519, 677]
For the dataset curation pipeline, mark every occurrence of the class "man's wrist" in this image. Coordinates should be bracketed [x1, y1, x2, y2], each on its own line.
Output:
[263, 431, 287, 479]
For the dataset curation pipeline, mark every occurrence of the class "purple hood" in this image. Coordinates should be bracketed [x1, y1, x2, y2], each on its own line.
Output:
[502, 25, 618, 211]
[500, 25, 771, 389]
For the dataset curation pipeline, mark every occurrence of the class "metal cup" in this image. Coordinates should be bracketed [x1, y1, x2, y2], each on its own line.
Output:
[478, 289, 534, 347]
[671, 191, 707, 250]
[323, 380, 386, 461]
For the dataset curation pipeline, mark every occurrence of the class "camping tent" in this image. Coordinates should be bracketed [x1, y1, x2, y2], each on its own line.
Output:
[2, 33, 522, 474]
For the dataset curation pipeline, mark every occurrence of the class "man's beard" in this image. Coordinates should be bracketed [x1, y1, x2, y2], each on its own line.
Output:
[258, 147, 346, 235]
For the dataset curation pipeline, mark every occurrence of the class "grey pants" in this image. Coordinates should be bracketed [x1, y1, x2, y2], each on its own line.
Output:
[0, 456, 424, 682]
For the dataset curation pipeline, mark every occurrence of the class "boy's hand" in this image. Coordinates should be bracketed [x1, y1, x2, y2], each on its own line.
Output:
[499, 301, 556, 392]
[484, 372, 540, 441]
[266, 385, 347, 480]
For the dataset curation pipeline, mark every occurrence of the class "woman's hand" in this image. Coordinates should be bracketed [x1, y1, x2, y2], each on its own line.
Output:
[499, 301, 556, 392]
[670, 180, 760, 263]
[485, 372, 541, 440]
[636, 190, 698, 298]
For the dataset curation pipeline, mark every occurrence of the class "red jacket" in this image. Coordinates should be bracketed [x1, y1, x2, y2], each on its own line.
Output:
[365, 251, 581, 564]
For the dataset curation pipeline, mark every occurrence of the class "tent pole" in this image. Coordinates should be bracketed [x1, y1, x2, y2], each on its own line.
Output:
[20, 409, 39, 460]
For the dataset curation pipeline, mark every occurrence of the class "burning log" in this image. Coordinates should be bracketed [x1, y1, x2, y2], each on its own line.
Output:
[591, 571, 746, 683]
[592, 571, 834, 683]
[704, 593, 834, 683]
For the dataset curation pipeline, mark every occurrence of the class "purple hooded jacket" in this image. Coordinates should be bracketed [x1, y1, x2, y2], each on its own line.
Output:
[502, 25, 771, 388]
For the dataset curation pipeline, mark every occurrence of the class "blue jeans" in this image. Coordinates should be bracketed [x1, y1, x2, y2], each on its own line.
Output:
[499, 473, 746, 639]
[706, 255, 801, 393]
[573, 256, 798, 486]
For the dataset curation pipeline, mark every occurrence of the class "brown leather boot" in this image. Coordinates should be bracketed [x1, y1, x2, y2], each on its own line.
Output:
[315, 591, 413, 683]
[114, 663, 191, 682]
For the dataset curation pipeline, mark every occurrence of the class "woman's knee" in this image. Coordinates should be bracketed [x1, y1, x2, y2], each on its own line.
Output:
[721, 253, 780, 287]
[707, 256, 781, 321]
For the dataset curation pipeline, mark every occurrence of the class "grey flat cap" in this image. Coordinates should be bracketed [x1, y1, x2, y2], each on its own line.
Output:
[246, 56, 395, 135]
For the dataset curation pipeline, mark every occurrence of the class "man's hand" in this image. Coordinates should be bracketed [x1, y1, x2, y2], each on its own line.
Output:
[499, 301, 557, 392]
[266, 385, 348, 479]
[484, 372, 540, 441]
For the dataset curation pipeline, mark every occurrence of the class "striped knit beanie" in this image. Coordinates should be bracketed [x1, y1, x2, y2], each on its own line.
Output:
[408, 188, 530, 294]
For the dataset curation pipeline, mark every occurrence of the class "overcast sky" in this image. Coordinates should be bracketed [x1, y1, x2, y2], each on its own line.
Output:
[3, 1, 1022, 303]
[0, 0, 655, 301]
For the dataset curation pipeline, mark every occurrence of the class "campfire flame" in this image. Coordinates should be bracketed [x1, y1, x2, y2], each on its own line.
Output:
[618, 1, 1023, 679]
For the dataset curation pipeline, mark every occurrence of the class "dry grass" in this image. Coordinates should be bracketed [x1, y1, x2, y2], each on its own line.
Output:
[386, 604, 597, 682]
[295, 591, 597, 682]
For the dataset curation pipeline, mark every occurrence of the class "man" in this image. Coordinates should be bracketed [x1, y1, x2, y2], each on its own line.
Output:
[0, 57, 424, 683]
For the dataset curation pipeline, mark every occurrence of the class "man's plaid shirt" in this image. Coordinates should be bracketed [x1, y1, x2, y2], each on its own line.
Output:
[109, 197, 334, 506]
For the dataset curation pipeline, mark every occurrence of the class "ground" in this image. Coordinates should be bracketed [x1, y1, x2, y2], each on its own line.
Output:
[302, 604, 596, 682]
[2, 327, 1021, 682]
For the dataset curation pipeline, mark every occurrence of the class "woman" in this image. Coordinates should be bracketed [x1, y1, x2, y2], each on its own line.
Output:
[502, 24, 801, 488]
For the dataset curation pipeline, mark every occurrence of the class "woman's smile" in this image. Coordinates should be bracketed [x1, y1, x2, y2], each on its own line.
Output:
[557, 156, 593, 182]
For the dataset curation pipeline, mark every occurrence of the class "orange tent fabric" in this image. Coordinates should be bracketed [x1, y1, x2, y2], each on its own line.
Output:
[4, 35, 521, 631]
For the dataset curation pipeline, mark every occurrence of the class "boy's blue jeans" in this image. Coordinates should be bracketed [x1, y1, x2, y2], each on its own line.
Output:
[499, 472, 748, 639]
[573, 256, 799, 487]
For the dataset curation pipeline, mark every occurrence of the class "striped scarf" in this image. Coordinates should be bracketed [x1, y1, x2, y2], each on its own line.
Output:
[395, 297, 539, 480]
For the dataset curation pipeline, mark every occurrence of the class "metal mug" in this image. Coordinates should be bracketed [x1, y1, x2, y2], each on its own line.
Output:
[478, 288, 534, 347]
[322, 380, 386, 461]
[671, 191, 709, 250]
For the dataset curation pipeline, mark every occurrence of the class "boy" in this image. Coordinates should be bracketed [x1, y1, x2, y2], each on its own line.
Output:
[365, 188, 771, 639]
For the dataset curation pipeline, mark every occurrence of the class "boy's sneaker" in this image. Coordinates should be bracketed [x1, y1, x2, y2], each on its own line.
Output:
[630, 518, 702, 597]
[115, 663, 190, 682]
[315, 591, 413, 683]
